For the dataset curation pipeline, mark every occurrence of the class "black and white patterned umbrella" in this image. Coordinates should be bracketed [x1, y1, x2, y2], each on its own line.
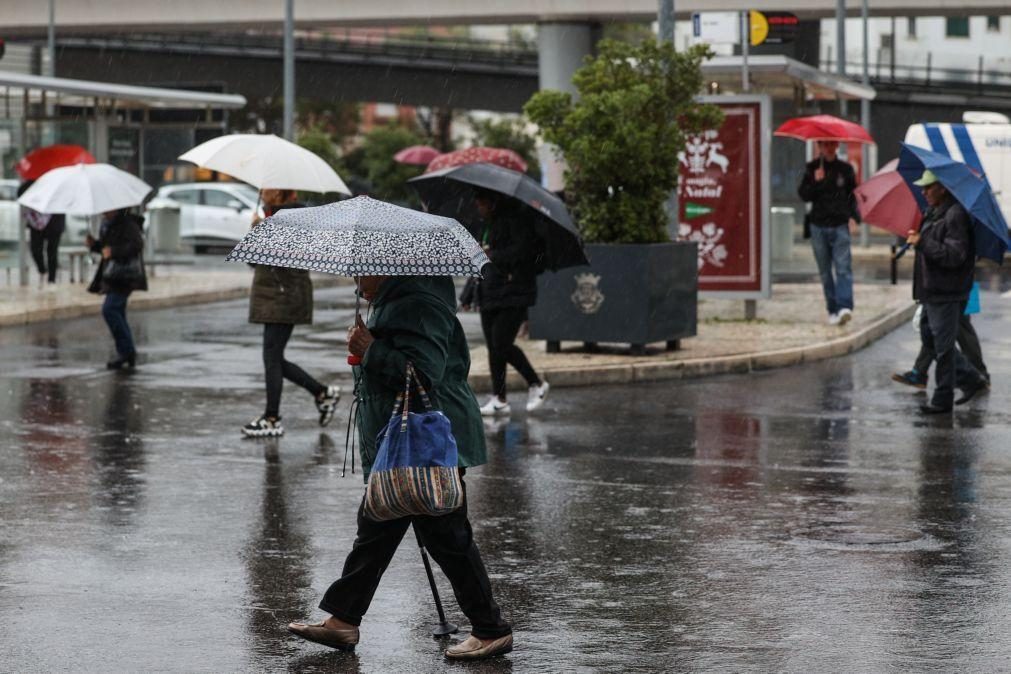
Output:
[225, 196, 489, 277]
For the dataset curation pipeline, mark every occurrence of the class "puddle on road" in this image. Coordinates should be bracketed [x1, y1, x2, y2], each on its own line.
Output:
[789, 524, 946, 552]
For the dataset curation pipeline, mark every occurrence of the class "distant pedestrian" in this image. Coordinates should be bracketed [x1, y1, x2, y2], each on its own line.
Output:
[86, 209, 147, 370]
[242, 188, 339, 438]
[18, 180, 66, 286]
[906, 170, 988, 414]
[798, 140, 860, 325]
[462, 190, 548, 416]
[288, 274, 513, 661]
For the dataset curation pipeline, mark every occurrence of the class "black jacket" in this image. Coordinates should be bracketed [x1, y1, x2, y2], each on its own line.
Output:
[913, 198, 975, 303]
[88, 213, 148, 295]
[470, 209, 539, 311]
[798, 157, 860, 227]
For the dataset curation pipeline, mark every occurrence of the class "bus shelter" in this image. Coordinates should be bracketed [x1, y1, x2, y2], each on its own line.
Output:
[0, 70, 246, 285]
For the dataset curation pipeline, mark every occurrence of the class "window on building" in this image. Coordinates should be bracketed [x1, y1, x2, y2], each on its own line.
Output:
[946, 17, 970, 38]
[907, 17, 917, 38]
[986, 15, 1001, 32]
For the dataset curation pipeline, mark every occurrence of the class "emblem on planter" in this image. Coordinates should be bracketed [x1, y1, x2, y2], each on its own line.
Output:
[571, 273, 605, 314]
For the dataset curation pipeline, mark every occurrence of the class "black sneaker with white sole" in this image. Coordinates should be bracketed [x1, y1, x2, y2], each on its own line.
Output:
[242, 415, 284, 438]
[316, 385, 341, 427]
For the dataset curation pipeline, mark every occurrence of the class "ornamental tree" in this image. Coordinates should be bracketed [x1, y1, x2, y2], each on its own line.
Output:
[524, 39, 723, 244]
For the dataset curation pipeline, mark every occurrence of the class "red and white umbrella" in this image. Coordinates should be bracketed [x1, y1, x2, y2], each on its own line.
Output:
[426, 147, 528, 174]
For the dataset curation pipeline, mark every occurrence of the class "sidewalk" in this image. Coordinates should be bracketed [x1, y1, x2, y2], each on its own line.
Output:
[0, 269, 256, 326]
[467, 281, 916, 391]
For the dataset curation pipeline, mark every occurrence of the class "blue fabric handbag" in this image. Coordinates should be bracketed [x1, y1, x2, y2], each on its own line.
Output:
[363, 363, 464, 522]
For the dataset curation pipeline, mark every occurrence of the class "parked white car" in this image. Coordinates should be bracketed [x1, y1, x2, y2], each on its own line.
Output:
[0, 179, 21, 245]
[145, 182, 263, 251]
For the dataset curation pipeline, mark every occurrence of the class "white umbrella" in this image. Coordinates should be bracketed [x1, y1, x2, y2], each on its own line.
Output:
[179, 134, 351, 195]
[17, 163, 153, 216]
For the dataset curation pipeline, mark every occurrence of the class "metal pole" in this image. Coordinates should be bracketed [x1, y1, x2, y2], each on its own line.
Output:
[283, 0, 295, 140]
[741, 11, 750, 92]
[860, 0, 871, 247]
[48, 0, 56, 77]
[658, 0, 675, 45]
[836, 0, 846, 116]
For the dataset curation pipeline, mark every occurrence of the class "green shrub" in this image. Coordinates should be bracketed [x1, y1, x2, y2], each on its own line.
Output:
[525, 39, 723, 244]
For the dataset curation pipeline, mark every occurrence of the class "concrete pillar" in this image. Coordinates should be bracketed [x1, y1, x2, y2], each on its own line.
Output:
[537, 22, 595, 191]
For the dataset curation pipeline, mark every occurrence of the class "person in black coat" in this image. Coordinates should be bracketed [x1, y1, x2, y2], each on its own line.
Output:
[18, 180, 66, 285]
[461, 190, 549, 416]
[87, 209, 147, 370]
[906, 170, 988, 414]
[798, 140, 860, 325]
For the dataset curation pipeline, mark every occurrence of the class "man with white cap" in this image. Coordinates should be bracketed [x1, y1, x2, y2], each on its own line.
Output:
[906, 169, 988, 414]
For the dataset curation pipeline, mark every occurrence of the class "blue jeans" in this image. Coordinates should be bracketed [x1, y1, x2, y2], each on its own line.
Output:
[809, 225, 854, 315]
[102, 292, 136, 357]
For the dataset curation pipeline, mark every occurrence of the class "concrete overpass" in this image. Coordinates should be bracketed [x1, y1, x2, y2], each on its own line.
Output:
[0, 0, 1006, 35]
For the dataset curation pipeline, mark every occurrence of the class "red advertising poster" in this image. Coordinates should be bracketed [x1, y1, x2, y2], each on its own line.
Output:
[678, 100, 767, 295]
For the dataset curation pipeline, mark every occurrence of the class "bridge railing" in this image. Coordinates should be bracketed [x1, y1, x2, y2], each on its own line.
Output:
[50, 30, 539, 69]
[823, 54, 1011, 94]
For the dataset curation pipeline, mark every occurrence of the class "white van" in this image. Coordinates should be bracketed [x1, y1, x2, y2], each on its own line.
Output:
[904, 116, 1011, 224]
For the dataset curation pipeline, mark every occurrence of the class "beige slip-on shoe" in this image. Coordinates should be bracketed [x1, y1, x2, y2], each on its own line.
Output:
[287, 621, 359, 652]
[444, 633, 513, 660]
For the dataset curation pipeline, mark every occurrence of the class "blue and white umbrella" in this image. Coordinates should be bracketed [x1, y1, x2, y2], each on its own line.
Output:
[225, 196, 489, 277]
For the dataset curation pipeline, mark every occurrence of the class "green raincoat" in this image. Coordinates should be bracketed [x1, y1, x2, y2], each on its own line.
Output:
[357, 275, 486, 478]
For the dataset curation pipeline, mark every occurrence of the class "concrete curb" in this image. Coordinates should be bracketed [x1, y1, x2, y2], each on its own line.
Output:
[467, 301, 917, 391]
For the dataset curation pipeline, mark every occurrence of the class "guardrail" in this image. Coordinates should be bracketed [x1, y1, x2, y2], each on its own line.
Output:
[823, 56, 1011, 95]
[44, 30, 540, 71]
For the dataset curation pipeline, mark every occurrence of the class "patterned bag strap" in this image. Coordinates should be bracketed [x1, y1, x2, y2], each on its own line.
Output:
[405, 362, 434, 412]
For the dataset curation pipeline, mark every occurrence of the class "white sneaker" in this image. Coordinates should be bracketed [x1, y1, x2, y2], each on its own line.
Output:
[479, 397, 511, 416]
[827, 313, 841, 326]
[315, 385, 341, 427]
[837, 308, 853, 325]
[242, 415, 284, 438]
[526, 381, 550, 412]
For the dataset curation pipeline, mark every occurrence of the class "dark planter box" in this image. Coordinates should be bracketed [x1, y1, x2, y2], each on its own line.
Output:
[528, 242, 698, 354]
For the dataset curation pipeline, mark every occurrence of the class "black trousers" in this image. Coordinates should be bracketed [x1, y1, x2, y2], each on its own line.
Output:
[914, 312, 989, 382]
[29, 225, 64, 283]
[921, 302, 981, 407]
[319, 476, 512, 640]
[262, 323, 324, 418]
[480, 306, 540, 399]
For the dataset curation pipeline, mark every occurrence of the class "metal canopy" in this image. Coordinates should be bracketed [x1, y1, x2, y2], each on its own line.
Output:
[0, 69, 247, 109]
[703, 55, 876, 102]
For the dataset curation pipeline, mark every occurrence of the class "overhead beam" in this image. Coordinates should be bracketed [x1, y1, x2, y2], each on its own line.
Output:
[0, 0, 1006, 35]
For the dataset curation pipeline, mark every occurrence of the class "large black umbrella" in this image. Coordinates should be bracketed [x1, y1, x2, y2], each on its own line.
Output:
[409, 162, 589, 271]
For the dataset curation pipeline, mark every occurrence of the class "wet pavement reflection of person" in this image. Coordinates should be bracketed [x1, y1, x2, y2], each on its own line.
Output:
[243, 438, 314, 657]
[92, 376, 147, 528]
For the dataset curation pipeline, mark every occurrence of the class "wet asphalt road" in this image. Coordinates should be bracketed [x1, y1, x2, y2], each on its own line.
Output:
[2, 283, 1011, 673]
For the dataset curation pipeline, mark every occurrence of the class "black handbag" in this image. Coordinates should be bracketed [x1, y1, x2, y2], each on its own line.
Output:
[103, 256, 144, 285]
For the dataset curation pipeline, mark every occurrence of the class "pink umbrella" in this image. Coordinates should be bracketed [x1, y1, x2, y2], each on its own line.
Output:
[394, 145, 440, 166]
[425, 147, 528, 174]
[853, 159, 923, 237]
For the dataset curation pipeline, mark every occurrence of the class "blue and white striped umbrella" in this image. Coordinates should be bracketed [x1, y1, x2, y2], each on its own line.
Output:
[225, 196, 489, 277]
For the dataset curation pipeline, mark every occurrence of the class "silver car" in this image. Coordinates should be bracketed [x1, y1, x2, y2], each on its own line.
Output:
[146, 182, 263, 251]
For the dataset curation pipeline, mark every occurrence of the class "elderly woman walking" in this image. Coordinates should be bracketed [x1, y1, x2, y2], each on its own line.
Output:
[288, 274, 514, 661]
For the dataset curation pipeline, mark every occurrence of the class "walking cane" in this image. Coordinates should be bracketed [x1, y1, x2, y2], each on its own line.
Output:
[414, 524, 459, 637]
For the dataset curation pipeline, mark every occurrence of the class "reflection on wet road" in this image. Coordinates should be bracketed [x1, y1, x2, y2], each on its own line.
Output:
[2, 285, 1011, 671]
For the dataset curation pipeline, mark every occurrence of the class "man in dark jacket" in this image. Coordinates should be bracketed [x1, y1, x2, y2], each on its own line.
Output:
[798, 140, 860, 325]
[907, 170, 988, 414]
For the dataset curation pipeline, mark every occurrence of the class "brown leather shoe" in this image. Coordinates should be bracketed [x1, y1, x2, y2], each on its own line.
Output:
[444, 633, 513, 660]
[287, 621, 359, 651]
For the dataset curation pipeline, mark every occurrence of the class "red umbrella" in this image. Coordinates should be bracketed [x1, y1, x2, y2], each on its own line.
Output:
[393, 145, 440, 166]
[774, 114, 875, 145]
[425, 147, 528, 174]
[16, 144, 96, 180]
[853, 159, 923, 236]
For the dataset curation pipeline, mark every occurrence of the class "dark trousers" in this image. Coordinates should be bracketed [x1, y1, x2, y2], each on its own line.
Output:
[480, 306, 540, 399]
[102, 292, 135, 357]
[922, 301, 980, 407]
[913, 313, 989, 382]
[263, 323, 324, 418]
[319, 476, 512, 640]
[29, 225, 63, 283]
